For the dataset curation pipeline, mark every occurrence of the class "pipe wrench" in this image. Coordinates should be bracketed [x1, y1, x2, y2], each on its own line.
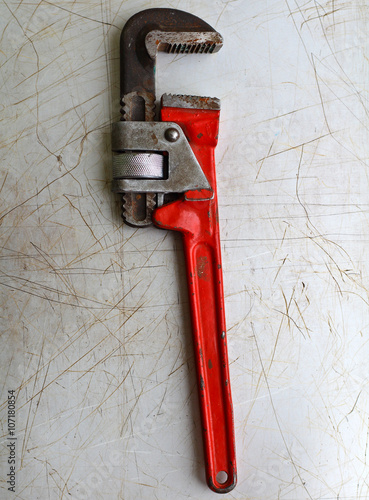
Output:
[111, 8, 236, 493]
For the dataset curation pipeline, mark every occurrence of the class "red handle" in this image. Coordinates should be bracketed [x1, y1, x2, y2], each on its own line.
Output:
[153, 105, 237, 493]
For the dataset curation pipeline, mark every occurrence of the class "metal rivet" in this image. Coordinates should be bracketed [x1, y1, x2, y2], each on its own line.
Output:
[165, 127, 180, 142]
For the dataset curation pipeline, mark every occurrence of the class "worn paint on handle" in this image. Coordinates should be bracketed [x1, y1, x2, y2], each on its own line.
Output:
[153, 105, 237, 493]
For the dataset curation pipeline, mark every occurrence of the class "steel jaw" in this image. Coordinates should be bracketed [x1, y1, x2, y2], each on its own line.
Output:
[115, 8, 223, 227]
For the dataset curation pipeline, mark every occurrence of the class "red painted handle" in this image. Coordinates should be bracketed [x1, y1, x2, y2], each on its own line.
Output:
[153, 105, 237, 493]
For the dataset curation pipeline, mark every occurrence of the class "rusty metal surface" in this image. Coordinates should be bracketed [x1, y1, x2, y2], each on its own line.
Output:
[120, 90, 155, 122]
[161, 93, 221, 110]
[122, 191, 156, 226]
[120, 8, 223, 102]
[145, 30, 223, 59]
[118, 8, 223, 227]
[111, 120, 211, 193]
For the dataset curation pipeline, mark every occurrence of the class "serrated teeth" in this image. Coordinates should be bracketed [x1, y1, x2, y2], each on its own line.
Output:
[121, 192, 156, 227]
[145, 31, 223, 59]
[161, 93, 220, 111]
[120, 92, 155, 121]
[166, 42, 217, 54]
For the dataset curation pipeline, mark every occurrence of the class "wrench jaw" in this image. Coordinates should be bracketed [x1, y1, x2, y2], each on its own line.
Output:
[145, 30, 223, 59]
[116, 8, 223, 227]
[120, 8, 223, 99]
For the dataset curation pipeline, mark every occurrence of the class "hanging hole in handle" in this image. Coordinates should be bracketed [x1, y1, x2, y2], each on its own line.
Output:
[216, 470, 228, 485]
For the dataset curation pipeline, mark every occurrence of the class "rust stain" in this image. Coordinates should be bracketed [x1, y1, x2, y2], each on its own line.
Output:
[196, 255, 209, 281]
[151, 132, 158, 145]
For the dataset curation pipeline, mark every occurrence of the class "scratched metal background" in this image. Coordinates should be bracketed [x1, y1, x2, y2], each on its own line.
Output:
[1, 0, 368, 499]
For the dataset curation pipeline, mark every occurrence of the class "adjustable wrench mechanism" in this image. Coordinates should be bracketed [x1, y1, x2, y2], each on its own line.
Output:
[112, 8, 236, 493]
